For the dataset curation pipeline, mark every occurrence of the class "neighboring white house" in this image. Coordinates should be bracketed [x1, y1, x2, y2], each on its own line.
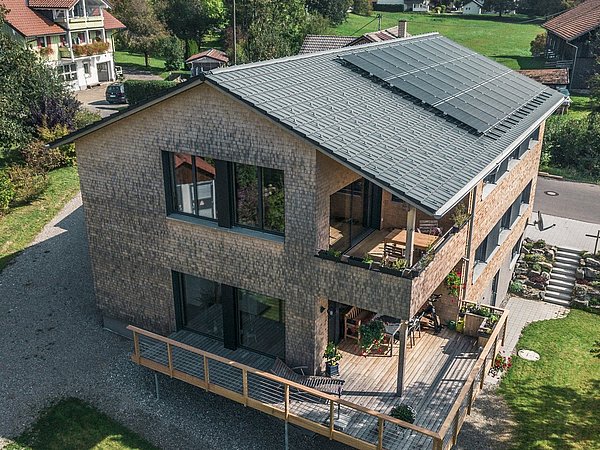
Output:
[462, 0, 484, 14]
[375, 0, 430, 11]
[3, 0, 125, 90]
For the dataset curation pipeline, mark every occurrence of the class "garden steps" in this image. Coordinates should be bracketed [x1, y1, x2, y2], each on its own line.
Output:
[544, 247, 579, 307]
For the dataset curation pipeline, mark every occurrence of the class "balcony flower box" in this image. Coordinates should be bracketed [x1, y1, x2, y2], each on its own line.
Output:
[39, 46, 54, 57]
[58, 47, 71, 58]
[347, 256, 371, 269]
[73, 41, 110, 57]
[318, 249, 341, 262]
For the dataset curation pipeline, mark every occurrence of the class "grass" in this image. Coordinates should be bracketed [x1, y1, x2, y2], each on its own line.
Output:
[568, 95, 592, 120]
[0, 166, 80, 271]
[5, 398, 158, 450]
[498, 310, 600, 450]
[329, 12, 545, 69]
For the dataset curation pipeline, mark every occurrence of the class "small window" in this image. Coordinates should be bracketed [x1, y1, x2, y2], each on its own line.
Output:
[171, 153, 217, 219]
[37, 37, 46, 48]
[391, 194, 402, 203]
[521, 181, 532, 204]
[475, 237, 488, 263]
[501, 209, 511, 230]
[83, 62, 90, 75]
[484, 168, 498, 185]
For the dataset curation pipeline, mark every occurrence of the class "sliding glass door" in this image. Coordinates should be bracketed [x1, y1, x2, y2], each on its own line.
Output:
[329, 179, 380, 253]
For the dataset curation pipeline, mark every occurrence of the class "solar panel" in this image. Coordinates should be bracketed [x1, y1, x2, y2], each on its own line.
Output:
[341, 36, 548, 133]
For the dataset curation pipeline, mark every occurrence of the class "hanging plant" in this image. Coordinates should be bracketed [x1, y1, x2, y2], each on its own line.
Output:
[445, 270, 462, 297]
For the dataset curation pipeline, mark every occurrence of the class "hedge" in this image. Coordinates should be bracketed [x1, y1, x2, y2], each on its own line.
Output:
[124, 80, 178, 106]
[373, 4, 404, 12]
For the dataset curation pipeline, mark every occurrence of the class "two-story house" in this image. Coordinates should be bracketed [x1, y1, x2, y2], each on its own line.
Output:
[54, 34, 563, 449]
[543, 0, 600, 91]
[2, 0, 125, 90]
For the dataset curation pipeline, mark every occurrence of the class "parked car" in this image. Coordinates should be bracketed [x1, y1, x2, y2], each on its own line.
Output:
[105, 82, 126, 104]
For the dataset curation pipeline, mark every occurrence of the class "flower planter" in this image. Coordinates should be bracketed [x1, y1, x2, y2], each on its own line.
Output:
[318, 250, 340, 262]
[380, 266, 403, 276]
[325, 363, 340, 377]
[463, 312, 486, 337]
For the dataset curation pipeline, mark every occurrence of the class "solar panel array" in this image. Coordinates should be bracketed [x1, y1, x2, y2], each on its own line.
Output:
[341, 37, 549, 134]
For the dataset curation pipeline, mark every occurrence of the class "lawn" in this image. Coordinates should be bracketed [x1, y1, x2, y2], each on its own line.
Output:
[499, 310, 600, 450]
[0, 166, 80, 271]
[5, 398, 158, 450]
[329, 12, 545, 69]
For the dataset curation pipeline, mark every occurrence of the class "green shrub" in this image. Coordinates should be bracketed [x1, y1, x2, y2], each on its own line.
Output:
[7, 165, 49, 206]
[532, 239, 546, 249]
[20, 140, 66, 172]
[531, 263, 542, 272]
[390, 404, 416, 424]
[74, 110, 102, 129]
[0, 170, 15, 214]
[509, 281, 524, 294]
[124, 80, 177, 106]
[524, 253, 545, 263]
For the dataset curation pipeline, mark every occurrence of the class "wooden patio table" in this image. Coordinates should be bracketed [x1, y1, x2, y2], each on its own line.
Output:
[384, 228, 438, 251]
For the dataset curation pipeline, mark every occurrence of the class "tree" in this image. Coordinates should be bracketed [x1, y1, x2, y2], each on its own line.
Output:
[517, 0, 565, 16]
[155, 0, 225, 59]
[0, 6, 79, 155]
[530, 32, 547, 57]
[484, 0, 516, 16]
[112, 0, 167, 67]
[160, 36, 184, 71]
[306, 0, 352, 26]
[353, 0, 372, 16]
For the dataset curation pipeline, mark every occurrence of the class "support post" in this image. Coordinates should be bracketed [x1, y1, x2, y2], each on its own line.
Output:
[377, 417, 384, 450]
[284, 420, 289, 450]
[154, 372, 159, 400]
[329, 400, 335, 439]
[396, 321, 408, 396]
[406, 206, 417, 266]
[166, 342, 173, 377]
[133, 332, 140, 363]
[242, 368, 248, 406]
[203, 355, 210, 391]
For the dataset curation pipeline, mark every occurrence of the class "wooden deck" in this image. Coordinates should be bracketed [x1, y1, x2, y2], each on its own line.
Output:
[135, 326, 477, 449]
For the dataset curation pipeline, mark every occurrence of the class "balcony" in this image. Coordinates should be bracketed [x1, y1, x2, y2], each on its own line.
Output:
[127, 300, 508, 450]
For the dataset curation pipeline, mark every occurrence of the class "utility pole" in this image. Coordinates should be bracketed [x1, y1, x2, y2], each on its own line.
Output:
[377, 13, 382, 31]
[233, 0, 237, 65]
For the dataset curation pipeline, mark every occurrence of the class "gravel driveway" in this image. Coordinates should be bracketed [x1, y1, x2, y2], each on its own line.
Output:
[0, 194, 347, 450]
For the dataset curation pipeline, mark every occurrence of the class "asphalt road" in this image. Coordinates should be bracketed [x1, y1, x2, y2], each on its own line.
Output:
[534, 176, 600, 225]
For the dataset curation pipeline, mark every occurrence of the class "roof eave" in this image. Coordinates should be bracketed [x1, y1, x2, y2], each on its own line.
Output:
[49, 77, 205, 148]
[431, 94, 566, 219]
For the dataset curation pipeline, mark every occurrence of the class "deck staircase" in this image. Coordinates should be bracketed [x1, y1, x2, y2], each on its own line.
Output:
[545, 247, 579, 306]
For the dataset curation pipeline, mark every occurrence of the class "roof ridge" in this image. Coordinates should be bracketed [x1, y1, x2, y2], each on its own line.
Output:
[209, 32, 440, 76]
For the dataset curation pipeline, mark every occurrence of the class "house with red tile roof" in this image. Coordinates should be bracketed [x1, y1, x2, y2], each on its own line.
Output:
[185, 48, 229, 77]
[2, 0, 125, 90]
[542, 0, 600, 90]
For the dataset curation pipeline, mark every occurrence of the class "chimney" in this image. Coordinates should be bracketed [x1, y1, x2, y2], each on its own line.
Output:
[398, 20, 408, 39]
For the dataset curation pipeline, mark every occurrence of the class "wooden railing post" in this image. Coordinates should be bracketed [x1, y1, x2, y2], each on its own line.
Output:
[479, 362, 486, 390]
[132, 331, 140, 364]
[329, 400, 335, 439]
[452, 411, 459, 445]
[467, 381, 475, 415]
[501, 319, 508, 347]
[377, 417, 384, 450]
[166, 342, 173, 377]
[242, 368, 248, 406]
[203, 355, 210, 391]
[432, 436, 443, 450]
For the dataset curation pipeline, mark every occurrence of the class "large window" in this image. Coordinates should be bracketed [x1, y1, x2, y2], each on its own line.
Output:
[234, 163, 285, 233]
[171, 153, 217, 219]
[237, 289, 285, 358]
[175, 273, 223, 339]
[173, 271, 285, 358]
[58, 63, 77, 82]
[166, 152, 284, 235]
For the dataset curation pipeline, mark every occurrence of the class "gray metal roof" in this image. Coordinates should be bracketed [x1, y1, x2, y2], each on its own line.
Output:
[206, 33, 564, 217]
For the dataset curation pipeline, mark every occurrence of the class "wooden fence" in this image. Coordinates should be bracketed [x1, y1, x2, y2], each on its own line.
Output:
[127, 303, 508, 450]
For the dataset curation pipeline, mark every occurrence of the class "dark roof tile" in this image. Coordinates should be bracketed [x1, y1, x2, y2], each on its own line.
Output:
[543, 0, 600, 41]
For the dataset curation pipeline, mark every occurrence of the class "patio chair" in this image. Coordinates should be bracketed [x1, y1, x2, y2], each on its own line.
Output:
[271, 358, 345, 397]
[417, 220, 442, 236]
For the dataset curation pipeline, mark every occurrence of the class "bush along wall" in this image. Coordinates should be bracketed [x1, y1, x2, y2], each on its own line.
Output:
[573, 251, 600, 314]
[124, 80, 178, 106]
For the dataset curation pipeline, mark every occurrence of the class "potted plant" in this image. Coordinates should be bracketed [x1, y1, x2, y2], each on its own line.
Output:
[450, 203, 470, 231]
[358, 320, 386, 354]
[462, 304, 492, 337]
[445, 270, 462, 297]
[380, 258, 407, 276]
[323, 341, 342, 376]
[389, 403, 416, 432]
[318, 248, 341, 262]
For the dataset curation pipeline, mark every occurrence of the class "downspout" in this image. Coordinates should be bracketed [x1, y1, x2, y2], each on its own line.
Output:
[566, 40, 578, 90]
[461, 185, 478, 301]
